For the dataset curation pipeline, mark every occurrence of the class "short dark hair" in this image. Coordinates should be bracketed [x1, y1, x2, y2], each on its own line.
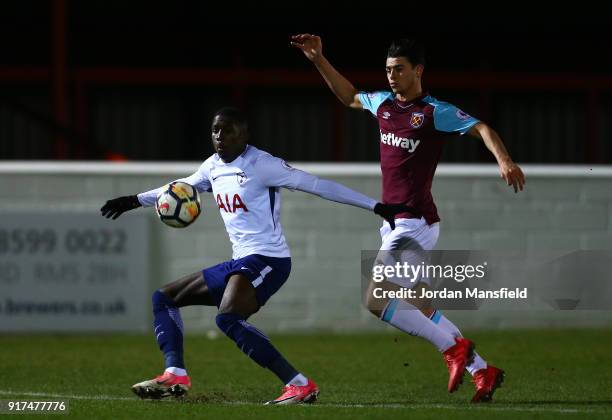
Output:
[213, 107, 248, 131]
[387, 39, 425, 67]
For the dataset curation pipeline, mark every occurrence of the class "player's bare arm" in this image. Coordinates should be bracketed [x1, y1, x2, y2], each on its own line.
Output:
[468, 122, 526, 193]
[291, 34, 363, 109]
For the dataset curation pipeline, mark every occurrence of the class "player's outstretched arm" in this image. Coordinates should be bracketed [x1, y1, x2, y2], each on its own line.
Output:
[258, 155, 411, 228]
[291, 34, 363, 109]
[100, 195, 142, 219]
[134, 165, 213, 209]
[468, 122, 526, 193]
[102, 164, 212, 220]
[296, 176, 411, 229]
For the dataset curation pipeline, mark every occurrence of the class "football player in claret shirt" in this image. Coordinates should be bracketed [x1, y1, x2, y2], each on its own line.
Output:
[100, 107, 409, 405]
[292, 35, 525, 402]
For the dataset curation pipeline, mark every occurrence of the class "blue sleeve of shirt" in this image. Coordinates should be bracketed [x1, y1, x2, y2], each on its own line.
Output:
[425, 96, 480, 135]
[358, 91, 393, 116]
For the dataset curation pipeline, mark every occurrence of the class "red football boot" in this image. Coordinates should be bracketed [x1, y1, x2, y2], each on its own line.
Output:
[131, 371, 191, 399]
[471, 365, 504, 403]
[443, 337, 475, 393]
[265, 378, 319, 405]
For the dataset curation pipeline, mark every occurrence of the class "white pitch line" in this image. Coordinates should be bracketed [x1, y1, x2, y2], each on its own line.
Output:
[0, 390, 134, 402]
[0, 390, 605, 414]
[311, 403, 593, 414]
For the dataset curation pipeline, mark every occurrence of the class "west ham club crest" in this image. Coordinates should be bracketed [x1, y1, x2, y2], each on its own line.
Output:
[410, 112, 425, 128]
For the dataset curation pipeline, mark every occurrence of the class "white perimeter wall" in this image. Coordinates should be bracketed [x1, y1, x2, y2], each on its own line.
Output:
[1, 162, 611, 332]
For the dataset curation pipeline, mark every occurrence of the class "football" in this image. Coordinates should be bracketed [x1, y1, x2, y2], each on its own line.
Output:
[155, 181, 201, 228]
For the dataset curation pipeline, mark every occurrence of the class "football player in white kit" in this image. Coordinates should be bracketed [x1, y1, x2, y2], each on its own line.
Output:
[100, 107, 410, 405]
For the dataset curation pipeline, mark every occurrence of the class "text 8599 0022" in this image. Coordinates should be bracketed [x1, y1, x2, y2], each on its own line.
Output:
[0, 228, 126, 255]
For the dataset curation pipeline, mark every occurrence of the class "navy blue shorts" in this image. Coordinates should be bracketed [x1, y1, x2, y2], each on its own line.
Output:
[202, 254, 291, 308]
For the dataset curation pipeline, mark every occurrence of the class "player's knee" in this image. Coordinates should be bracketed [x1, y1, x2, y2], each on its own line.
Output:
[215, 312, 243, 338]
[152, 289, 176, 310]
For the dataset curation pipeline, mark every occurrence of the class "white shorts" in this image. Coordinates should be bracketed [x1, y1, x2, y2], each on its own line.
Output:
[377, 217, 440, 288]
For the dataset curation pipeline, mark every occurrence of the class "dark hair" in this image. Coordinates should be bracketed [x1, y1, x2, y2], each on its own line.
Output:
[213, 107, 248, 131]
[387, 39, 425, 67]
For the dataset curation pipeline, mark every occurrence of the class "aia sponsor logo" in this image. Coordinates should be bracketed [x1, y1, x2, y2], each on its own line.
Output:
[217, 193, 249, 213]
[410, 112, 425, 128]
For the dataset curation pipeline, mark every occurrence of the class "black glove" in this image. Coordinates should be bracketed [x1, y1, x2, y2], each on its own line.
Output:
[373, 203, 413, 230]
[100, 195, 141, 220]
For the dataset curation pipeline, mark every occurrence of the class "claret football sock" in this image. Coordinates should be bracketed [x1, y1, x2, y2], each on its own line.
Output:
[430, 310, 487, 375]
[215, 312, 300, 384]
[381, 299, 456, 352]
[152, 290, 186, 369]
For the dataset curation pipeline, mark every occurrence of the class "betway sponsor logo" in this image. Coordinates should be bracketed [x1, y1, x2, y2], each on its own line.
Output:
[380, 132, 420, 152]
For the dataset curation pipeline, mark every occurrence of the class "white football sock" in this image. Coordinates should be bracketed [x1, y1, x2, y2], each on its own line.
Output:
[287, 373, 308, 387]
[382, 299, 456, 352]
[430, 310, 487, 375]
[165, 367, 188, 376]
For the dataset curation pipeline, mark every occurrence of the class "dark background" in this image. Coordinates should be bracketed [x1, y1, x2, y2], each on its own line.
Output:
[1, 0, 610, 163]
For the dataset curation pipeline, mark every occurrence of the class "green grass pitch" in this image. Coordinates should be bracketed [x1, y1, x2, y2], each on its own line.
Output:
[1, 329, 611, 419]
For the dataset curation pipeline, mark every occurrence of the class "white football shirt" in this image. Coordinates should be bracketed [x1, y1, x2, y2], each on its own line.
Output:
[138, 145, 377, 259]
